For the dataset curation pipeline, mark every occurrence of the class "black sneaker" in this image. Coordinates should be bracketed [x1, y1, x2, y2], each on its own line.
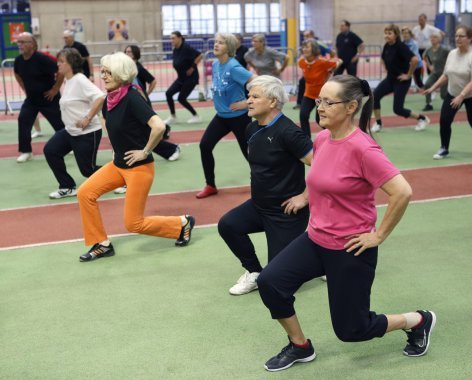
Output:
[422, 104, 433, 111]
[164, 124, 171, 140]
[175, 215, 195, 247]
[264, 339, 316, 372]
[79, 243, 115, 262]
[403, 310, 437, 357]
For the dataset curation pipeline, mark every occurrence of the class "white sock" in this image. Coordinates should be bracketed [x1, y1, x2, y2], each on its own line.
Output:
[180, 216, 187, 226]
[403, 312, 422, 330]
[100, 240, 111, 247]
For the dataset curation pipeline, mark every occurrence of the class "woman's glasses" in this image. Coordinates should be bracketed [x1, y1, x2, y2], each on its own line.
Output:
[315, 99, 349, 108]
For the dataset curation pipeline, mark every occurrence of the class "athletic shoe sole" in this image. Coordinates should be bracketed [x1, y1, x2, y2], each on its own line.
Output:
[264, 352, 317, 372]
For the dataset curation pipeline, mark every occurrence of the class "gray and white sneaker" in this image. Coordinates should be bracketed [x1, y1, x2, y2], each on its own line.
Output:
[371, 122, 382, 133]
[415, 116, 430, 131]
[114, 186, 127, 194]
[49, 188, 77, 199]
[229, 271, 260, 295]
[433, 147, 448, 160]
[164, 115, 179, 125]
[17, 152, 33, 163]
[168, 146, 181, 161]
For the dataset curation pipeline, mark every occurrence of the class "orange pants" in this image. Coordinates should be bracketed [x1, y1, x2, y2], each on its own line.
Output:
[77, 161, 182, 246]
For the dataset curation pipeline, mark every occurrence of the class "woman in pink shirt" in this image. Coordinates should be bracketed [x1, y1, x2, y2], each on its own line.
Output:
[257, 75, 436, 372]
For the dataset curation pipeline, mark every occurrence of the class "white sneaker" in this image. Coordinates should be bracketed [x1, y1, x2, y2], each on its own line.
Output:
[415, 116, 430, 131]
[229, 271, 260, 295]
[187, 114, 202, 124]
[371, 122, 382, 133]
[17, 152, 33, 163]
[49, 188, 77, 199]
[168, 145, 181, 161]
[31, 131, 43, 139]
[114, 186, 127, 194]
[320, 275, 327, 282]
[164, 115, 179, 125]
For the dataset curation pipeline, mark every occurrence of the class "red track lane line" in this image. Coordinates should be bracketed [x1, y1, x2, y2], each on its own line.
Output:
[0, 164, 471, 250]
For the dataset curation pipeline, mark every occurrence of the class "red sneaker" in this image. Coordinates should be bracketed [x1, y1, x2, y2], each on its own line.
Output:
[196, 185, 218, 199]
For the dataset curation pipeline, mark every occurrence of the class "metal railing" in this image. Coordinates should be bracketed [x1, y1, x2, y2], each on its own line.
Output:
[2, 44, 384, 114]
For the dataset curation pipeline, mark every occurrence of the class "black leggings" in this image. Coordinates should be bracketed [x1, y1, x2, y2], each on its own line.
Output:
[199, 113, 250, 187]
[218, 199, 309, 273]
[296, 77, 306, 105]
[166, 78, 198, 115]
[257, 232, 388, 342]
[300, 96, 318, 137]
[439, 93, 472, 150]
[413, 67, 424, 89]
[373, 77, 412, 118]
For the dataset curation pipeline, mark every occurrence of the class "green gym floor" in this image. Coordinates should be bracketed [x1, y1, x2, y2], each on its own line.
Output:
[1, 94, 471, 379]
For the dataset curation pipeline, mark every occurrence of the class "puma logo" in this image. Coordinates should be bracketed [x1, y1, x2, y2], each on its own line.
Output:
[267, 137, 274, 143]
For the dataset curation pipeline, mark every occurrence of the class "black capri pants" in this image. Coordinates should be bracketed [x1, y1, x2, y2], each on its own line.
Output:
[218, 199, 309, 273]
[439, 93, 472, 150]
[373, 77, 412, 118]
[44, 128, 102, 189]
[257, 232, 388, 342]
[199, 113, 250, 187]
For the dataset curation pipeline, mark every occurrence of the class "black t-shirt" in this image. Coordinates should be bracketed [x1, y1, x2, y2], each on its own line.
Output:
[246, 114, 313, 208]
[136, 61, 155, 94]
[102, 87, 156, 169]
[172, 41, 200, 81]
[335, 31, 363, 62]
[64, 41, 90, 77]
[381, 40, 414, 79]
[14, 52, 58, 104]
[235, 45, 249, 68]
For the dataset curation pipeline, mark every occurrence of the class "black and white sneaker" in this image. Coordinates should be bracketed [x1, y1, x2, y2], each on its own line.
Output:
[403, 310, 437, 357]
[433, 147, 449, 160]
[79, 243, 115, 262]
[264, 339, 316, 372]
[175, 215, 195, 247]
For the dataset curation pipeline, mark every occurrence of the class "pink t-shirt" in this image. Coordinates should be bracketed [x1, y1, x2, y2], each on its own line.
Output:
[307, 128, 400, 250]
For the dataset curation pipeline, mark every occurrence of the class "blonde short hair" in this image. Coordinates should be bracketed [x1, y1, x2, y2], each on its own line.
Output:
[247, 75, 289, 110]
[100, 52, 137, 84]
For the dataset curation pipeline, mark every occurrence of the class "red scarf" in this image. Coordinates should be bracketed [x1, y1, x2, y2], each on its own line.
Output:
[107, 84, 131, 111]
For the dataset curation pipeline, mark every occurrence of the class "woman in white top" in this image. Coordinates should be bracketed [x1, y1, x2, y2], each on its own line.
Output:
[424, 25, 472, 159]
[44, 48, 105, 198]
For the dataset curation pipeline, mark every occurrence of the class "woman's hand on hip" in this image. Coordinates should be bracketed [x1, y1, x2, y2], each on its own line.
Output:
[344, 232, 382, 256]
[124, 150, 148, 166]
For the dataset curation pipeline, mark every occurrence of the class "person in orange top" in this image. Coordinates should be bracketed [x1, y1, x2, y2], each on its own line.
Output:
[299, 39, 341, 137]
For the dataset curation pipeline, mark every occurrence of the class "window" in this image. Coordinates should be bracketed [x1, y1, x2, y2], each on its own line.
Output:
[162, 5, 189, 36]
[461, 0, 472, 11]
[217, 4, 242, 33]
[190, 4, 214, 35]
[439, 0, 457, 13]
[245, 3, 268, 33]
[299, 2, 307, 32]
[270, 3, 280, 32]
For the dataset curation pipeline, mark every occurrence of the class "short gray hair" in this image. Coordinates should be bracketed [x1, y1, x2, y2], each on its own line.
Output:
[63, 29, 74, 38]
[215, 33, 238, 57]
[100, 52, 137, 84]
[252, 33, 266, 46]
[247, 75, 289, 110]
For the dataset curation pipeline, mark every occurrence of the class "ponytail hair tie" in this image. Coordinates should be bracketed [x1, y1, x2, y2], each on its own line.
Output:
[360, 79, 371, 96]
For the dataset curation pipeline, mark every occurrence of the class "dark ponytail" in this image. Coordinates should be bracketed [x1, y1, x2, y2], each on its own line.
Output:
[328, 75, 374, 136]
